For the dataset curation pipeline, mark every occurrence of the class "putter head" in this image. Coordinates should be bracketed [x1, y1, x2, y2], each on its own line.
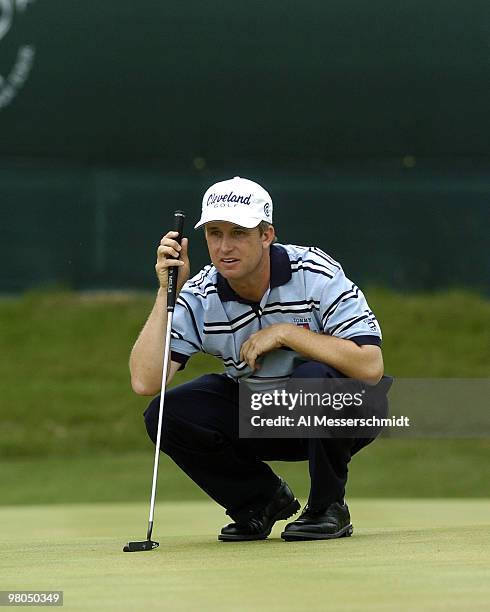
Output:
[123, 540, 159, 552]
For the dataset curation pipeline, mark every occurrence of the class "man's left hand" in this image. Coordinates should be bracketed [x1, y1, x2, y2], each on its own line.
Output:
[240, 324, 293, 370]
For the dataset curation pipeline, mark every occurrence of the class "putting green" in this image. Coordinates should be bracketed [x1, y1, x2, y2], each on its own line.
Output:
[1, 500, 489, 611]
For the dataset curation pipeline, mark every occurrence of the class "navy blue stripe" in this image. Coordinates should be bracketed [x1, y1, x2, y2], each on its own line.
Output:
[264, 299, 320, 309]
[205, 301, 321, 330]
[292, 265, 334, 280]
[292, 255, 337, 274]
[190, 282, 216, 292]
[322, 285, 359, 324]
[188, 266, 214, 287]
[177, 295, 203, 345]
[192, 287, 218, 299]
[329, 314, 360, 335]
[195, 290, 218, 299]
[309, 247, 341, 270]
[204, 316, 258, 335]
[335, 314, 369, 334]
[204, 305, 321, 332]
[302, 259, 337, 273]
[264, 305, 320, 316]
[204, 309, 257, 328]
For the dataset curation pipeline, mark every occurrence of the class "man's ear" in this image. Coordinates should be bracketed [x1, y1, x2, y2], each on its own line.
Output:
[262, 225, 275, 248]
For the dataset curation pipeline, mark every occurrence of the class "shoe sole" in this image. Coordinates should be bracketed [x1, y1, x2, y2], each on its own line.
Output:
[218, 498, 301, 542]
[281, 523, 354, 541]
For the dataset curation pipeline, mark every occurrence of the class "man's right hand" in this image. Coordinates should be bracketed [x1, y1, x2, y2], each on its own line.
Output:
[155, 231, 190, 292]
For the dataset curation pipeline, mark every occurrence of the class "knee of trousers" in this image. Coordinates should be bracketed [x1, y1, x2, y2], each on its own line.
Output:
[143, 394, 225, 456]
[291, 361, 346, 379]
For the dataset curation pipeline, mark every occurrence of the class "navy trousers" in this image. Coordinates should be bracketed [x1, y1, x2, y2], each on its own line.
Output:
[144, 362, 384, 521]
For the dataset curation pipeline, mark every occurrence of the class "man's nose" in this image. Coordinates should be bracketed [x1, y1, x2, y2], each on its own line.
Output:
[220, 236, 234, 253]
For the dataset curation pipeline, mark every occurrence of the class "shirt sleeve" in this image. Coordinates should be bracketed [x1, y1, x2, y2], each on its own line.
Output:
[170, 287, 203, 369]
[319, 267, 382, 342]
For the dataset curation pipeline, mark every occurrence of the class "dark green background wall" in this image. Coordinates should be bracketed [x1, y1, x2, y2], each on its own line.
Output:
[2, 162, 488, 292]
[1, 0, 489, 161]
[1, 1, 489, 292]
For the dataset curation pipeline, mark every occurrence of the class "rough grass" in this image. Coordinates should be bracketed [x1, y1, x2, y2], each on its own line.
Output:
[1, 288, 488, 457]
[369, 287, 490, 377]
[0, 288, 489, 502]
[0, 439, 489, 505]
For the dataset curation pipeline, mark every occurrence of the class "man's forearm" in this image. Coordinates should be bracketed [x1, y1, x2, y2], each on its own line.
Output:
[129, 288, 169, 394]
[279, 324, 384, 384]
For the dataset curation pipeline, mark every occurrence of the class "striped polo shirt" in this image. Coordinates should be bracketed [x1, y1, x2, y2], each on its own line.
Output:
[170, 243, 382, 391]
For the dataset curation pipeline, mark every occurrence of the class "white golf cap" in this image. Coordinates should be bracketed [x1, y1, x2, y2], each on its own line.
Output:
[194, 176, 273, 229]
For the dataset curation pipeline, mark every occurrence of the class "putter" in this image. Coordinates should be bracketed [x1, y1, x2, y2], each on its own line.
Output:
[123, 210, 186, 553]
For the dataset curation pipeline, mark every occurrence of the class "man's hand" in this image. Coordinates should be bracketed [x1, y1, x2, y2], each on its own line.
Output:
[240, 324, 292, 370]
[155, 231, 190, 292]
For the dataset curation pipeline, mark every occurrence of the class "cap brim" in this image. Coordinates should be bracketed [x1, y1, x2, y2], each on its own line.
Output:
[194, 209, 263, 229]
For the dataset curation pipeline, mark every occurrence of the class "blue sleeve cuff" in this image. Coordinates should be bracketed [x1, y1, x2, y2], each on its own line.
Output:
[170, 351, 190, 371]
[349, 335, 382, 347]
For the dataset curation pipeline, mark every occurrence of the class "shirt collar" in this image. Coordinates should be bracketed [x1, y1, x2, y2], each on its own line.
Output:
[216, 244, 292, 303]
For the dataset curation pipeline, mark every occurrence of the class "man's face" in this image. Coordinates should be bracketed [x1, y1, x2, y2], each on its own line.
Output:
[204, 221, 274, 281]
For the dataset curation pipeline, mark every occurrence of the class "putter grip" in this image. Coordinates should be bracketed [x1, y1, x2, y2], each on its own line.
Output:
[167, 210, 186, 311]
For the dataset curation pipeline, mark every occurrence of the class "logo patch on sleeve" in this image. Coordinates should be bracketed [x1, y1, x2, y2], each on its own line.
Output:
[365, 315, 378, 332]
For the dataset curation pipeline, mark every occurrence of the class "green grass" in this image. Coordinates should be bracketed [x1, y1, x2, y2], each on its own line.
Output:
[1, 288, 489, 503]
[1, 499, 489, 611]
[1, 288, 488, 457]
[1, 439, 489, 506]
[368, 288, 490, 377]
[0, 291, 219, 457]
